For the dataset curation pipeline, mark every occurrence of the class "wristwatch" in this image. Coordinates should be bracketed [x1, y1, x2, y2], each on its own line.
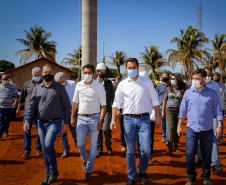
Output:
[100, 119, 104, 123]
[218, 124, 223, 128]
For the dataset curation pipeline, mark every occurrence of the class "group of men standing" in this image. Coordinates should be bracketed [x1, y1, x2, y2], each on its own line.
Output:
[0, 57, 225, 185]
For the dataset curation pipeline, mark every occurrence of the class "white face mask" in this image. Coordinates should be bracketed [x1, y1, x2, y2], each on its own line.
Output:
[84, 74, 93, 83]
[205, 76, 212, 84]
[2, 80, 8, 85]
[171, 80, 176, 86]
[192, 80, 203, 88]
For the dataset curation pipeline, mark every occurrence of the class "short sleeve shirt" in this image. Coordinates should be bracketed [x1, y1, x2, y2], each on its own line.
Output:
[164, 87, 183, 108]
[0, 83, 18, 108]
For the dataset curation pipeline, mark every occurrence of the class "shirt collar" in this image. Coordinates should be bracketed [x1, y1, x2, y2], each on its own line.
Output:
[192, 85, 209, 92]
[41, 80, 56, 88]
[127, 75, 140, 82]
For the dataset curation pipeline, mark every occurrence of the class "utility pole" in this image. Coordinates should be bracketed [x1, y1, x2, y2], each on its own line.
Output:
[196, 0, 204, 32]
[103, 42, 106, 64]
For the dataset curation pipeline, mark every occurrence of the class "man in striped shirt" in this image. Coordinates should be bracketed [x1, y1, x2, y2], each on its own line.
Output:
[0, 74, 19, 138]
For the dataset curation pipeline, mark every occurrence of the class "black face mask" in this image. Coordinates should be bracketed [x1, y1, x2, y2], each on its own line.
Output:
[98, 74, 105, 78]
[162, 78, 169, 82]
[43, 74, 54, 82]
[214, 79, 220, 83]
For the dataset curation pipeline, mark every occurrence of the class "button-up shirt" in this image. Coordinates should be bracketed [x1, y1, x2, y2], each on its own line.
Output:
[206, 80, 222, 104]
[0, 83, 18, 108]
[113, 76, 159, 114]
[73, 79, 106, 114]
[19, 79, 42, 110]
[156, 81, 171, 109]
[219, 81, 226, 94]
[64, 80, 76, 105]
[178, 86, 224, 132]
[25, 81, 71, 124]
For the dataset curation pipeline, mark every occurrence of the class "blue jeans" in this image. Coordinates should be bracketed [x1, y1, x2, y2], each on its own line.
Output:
[38, 119, 62, 175]
[186, 127, 213, 182]
[0, 108, 12, 136]
[76, 114, 100, 173]
[61, 112, 78, 153]
[160, 109, 168, 142]
[23, 110, 42, 153]
[197, 118, 219, 167]
[123, 115, 151, 181]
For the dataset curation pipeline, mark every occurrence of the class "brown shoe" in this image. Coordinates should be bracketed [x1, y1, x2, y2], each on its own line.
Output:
[203, 180, 212, 185]
[166, 149, 172, 154]
[162, 138, 166, 143]
[82, 162, 87, 172]
[61, 152, 69, 158]
[185, 181, 196, 185]
[121, 147, 126, 152]
[37, 151, 42, 156]
[85, 173, 92, 180]
[22, 152, 31, 158]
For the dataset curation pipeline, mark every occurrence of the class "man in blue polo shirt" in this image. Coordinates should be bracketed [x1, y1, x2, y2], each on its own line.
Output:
[177, 69, 223, 185]
[0, 74, 19, 138]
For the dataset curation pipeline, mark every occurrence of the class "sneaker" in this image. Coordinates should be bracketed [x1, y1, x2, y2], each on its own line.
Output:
[139, 173, 148, 184]
[82, 162, 87, 172]
[212, 165, 223, 175]
[126, 179, 136, 185]
[107, 146, 112, 154]
[203, 180, 212, 185]
[96, 151, 102, 157]
[22, 152, 31, 158]
[121, 146, 126, 152]
[37, 151, 43, 156]
[3, 133, 8, 137]
[185, 181, 196, 185]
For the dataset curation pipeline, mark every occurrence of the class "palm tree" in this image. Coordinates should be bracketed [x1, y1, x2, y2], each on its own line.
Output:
[15, 25, 57, 65]
[167, 26, 209, 80]
[62, 46, 82, 66]
[205, 57, 218, 72]
[110, 51, 127, 77]
[140, 45, 168, 81]
[210, 34, 226, 75]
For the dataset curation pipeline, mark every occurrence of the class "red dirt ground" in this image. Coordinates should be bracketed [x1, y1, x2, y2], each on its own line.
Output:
[0, 111, 226, 185]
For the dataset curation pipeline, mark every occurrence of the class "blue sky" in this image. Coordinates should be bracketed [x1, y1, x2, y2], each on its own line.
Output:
[0, 0, 225, 74]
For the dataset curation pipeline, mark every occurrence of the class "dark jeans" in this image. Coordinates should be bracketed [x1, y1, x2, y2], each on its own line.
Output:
[0, 108, 13, 135]
[118, 115, 126, 147]
[23, 110, 42, 153]
[186, 127, 213, 182]
[97, 130, 111, 152]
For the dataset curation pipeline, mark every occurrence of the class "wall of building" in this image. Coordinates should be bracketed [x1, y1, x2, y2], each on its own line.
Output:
[8, 59, 71, 90]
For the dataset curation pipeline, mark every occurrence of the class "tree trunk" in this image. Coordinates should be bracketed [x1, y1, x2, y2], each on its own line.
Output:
[152, 68, 156, 81]
[117, 65, 121, 78]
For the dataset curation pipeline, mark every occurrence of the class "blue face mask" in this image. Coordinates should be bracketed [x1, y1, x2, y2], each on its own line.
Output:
[33, 76, 41, 82]
[128, 69, 138, 78]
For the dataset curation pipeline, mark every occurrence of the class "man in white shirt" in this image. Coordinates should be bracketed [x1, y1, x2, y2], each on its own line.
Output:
[71, 64, 106, 180]
[110, 58, 161, 185]
[55, 72, 77, 158]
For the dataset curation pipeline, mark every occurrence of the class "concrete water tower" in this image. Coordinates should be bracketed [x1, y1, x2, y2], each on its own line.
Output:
[82, 0, 97, 72]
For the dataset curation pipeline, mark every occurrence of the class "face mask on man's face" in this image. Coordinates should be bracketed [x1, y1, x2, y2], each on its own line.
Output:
[192, 79, 203, 88]
[84, 74, 93, 83]
[2, 79, 8, 85]
[214, 79, 220, 83]
[205, 76, 212, 84]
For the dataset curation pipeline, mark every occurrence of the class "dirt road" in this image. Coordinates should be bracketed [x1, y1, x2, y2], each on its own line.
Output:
[0, 112, 225, 185]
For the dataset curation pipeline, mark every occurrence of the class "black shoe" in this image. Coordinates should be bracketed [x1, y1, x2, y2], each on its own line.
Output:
[96, 151, 102, 157]
[212, 165, 223, 175]
[47, 170, 59, 184]
[139, 173, 148, 184]
[197, 159, 202, 168]
[126, 179, 136, 185]
[85, 173, 92, 180]
[40, 175, 49, 185]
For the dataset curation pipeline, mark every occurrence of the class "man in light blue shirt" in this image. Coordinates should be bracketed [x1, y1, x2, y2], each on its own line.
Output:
[177, 69, 223, 185]
[213, 72, 226, 94]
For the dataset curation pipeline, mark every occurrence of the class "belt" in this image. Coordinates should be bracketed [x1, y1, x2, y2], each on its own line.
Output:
[39, 118, 62, 123]
[124, 113, 149, 117]
[78, 113, 99, 117]
[167, 107, 179, 109]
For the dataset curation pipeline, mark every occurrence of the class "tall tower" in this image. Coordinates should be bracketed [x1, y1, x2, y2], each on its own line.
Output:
[82, 0, 97, 74]
[196, 1, 204, 32]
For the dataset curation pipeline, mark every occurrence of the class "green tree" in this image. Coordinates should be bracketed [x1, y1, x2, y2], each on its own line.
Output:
[167, 26, 209, 80]
[110, 51, 127, 78]
[62, 46, 82, 66]
[140, 45, 169, 81]
[210, 34, 226, 75]
[0, 60, 15, 72]
[106, 68, 118, 78]
[205, 57, 218, 72]
[15, 25, 57, 64]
